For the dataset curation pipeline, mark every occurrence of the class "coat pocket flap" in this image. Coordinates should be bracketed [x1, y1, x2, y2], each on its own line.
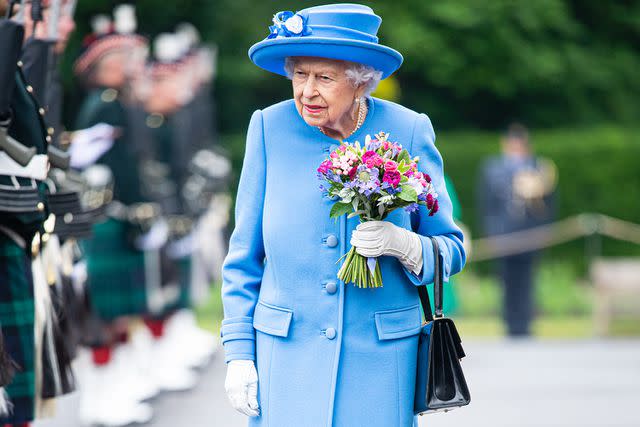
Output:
[374, 304, 422, 340]
[253, 301, 293, 338]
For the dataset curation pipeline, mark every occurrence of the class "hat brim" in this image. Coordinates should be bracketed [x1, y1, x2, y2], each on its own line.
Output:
[248, 37, 403, 79]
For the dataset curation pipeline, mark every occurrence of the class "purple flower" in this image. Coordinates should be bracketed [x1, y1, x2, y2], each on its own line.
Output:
[326, 169, 342, 183]
[404, 203, 420, 213]
[380, 181, 399, 194]
[366, 138, 382, 151]
[354, 164, 381, 197]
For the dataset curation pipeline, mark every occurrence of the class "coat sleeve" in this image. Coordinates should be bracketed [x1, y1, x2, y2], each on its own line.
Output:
[402, 113, 466, 286]
[220, 110, 266, 363]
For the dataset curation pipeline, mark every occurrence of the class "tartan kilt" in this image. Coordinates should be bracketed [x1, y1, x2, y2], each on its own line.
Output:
[83, 219, 148, 320]
[0, 233, 36, 424]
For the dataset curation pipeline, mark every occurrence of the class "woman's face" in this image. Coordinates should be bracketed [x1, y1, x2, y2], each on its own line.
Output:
[291, 57, 365, 132]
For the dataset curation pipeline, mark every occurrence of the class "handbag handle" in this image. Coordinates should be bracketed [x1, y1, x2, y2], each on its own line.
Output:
[417, 236, 444, 321]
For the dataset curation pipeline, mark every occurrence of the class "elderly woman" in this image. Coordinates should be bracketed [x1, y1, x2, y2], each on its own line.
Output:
[221, 4, 465, 427]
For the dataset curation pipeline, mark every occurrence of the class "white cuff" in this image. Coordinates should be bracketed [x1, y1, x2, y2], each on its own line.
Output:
[399, 231, 423, 276]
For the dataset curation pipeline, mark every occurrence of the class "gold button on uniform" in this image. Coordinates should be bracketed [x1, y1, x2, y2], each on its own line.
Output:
[146, 113, 164, 128]
[101, 88, 118, 102]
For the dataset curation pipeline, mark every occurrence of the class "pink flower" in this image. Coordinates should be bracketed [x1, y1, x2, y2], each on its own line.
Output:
[330, 151, 339, 159]
[383, 170, 402, 187]
[429, 199, 439, 216]
[339, 145, 347, 152]
[317, 160, 332, 174]
[384, 160, 398, 172]
[348, 166, 357, 179]
[426, 193, 434, 209]
[362, 150, 383, 168]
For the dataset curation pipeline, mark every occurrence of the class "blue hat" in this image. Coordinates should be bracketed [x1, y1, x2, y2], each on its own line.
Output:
[248, 4, 403, 79]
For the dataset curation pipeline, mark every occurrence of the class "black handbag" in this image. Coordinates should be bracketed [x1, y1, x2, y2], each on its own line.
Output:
[414, 236, 471, 415]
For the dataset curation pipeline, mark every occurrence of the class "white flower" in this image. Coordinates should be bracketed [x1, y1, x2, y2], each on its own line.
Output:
[338, 187, 355, 203]
[407, 177, 424, 194]
[284, 14, 304, 34]
[377, 194, 395, 206]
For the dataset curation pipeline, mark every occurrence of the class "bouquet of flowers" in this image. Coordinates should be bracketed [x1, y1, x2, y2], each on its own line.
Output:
[317, 131, 439, 288]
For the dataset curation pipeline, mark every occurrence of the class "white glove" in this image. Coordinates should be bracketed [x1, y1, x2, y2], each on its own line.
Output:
[350, 221, 423, 275]
[133, 218, 169, 251]
[68, 123, 118, 169]
[225, 360, 259, 417]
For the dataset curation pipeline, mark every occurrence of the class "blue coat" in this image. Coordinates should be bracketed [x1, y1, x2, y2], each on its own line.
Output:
[221, 97, 466, 427]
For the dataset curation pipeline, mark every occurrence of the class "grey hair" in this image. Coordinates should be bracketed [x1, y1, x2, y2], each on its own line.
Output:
[284, 57, 382, 97]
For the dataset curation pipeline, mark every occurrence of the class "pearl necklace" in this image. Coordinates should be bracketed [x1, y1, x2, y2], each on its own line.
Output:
[318, 98, 368, 139]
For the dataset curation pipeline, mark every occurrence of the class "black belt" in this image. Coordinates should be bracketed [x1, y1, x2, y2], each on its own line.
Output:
[47, 190, 83, 216]
[54, 215, 93, 240]
[0, 183, 42, 213]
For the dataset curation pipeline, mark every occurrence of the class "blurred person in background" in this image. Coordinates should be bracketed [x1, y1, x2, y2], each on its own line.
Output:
[72, 6, 159, 426]
[478, 123, 557, 337]
[125, 31, 221, 398]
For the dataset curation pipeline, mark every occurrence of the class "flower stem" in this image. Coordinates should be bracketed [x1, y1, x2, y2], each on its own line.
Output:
[337, 247, 384, 288]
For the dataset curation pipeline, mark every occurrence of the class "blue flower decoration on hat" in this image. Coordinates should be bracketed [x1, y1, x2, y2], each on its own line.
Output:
[267, 11, 312, 39]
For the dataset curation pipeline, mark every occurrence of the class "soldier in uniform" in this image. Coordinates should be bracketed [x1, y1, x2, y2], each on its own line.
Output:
[132, 33, 211, 390]
[72, 8, 158, 426]
[0, 0, 53, 424]
[478, 123, 557, 336]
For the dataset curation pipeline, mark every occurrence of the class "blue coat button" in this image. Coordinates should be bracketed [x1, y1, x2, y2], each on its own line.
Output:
[325, 281, 337, 294]
[326, 234, 338, 247]
[325, 328, 336, 340]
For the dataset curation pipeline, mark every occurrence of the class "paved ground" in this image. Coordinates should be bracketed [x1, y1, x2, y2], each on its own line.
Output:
[36, 339, 640, 427]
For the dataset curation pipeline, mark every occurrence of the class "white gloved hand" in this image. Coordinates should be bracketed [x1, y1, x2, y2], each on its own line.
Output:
[350, 221, 423, 275]
[133, 218, 169, 251]
[225, 360, 259, 417]
[68, 123, 118, 169]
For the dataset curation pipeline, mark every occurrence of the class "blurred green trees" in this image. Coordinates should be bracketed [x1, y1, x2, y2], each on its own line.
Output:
[62, 0, 640, 133]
